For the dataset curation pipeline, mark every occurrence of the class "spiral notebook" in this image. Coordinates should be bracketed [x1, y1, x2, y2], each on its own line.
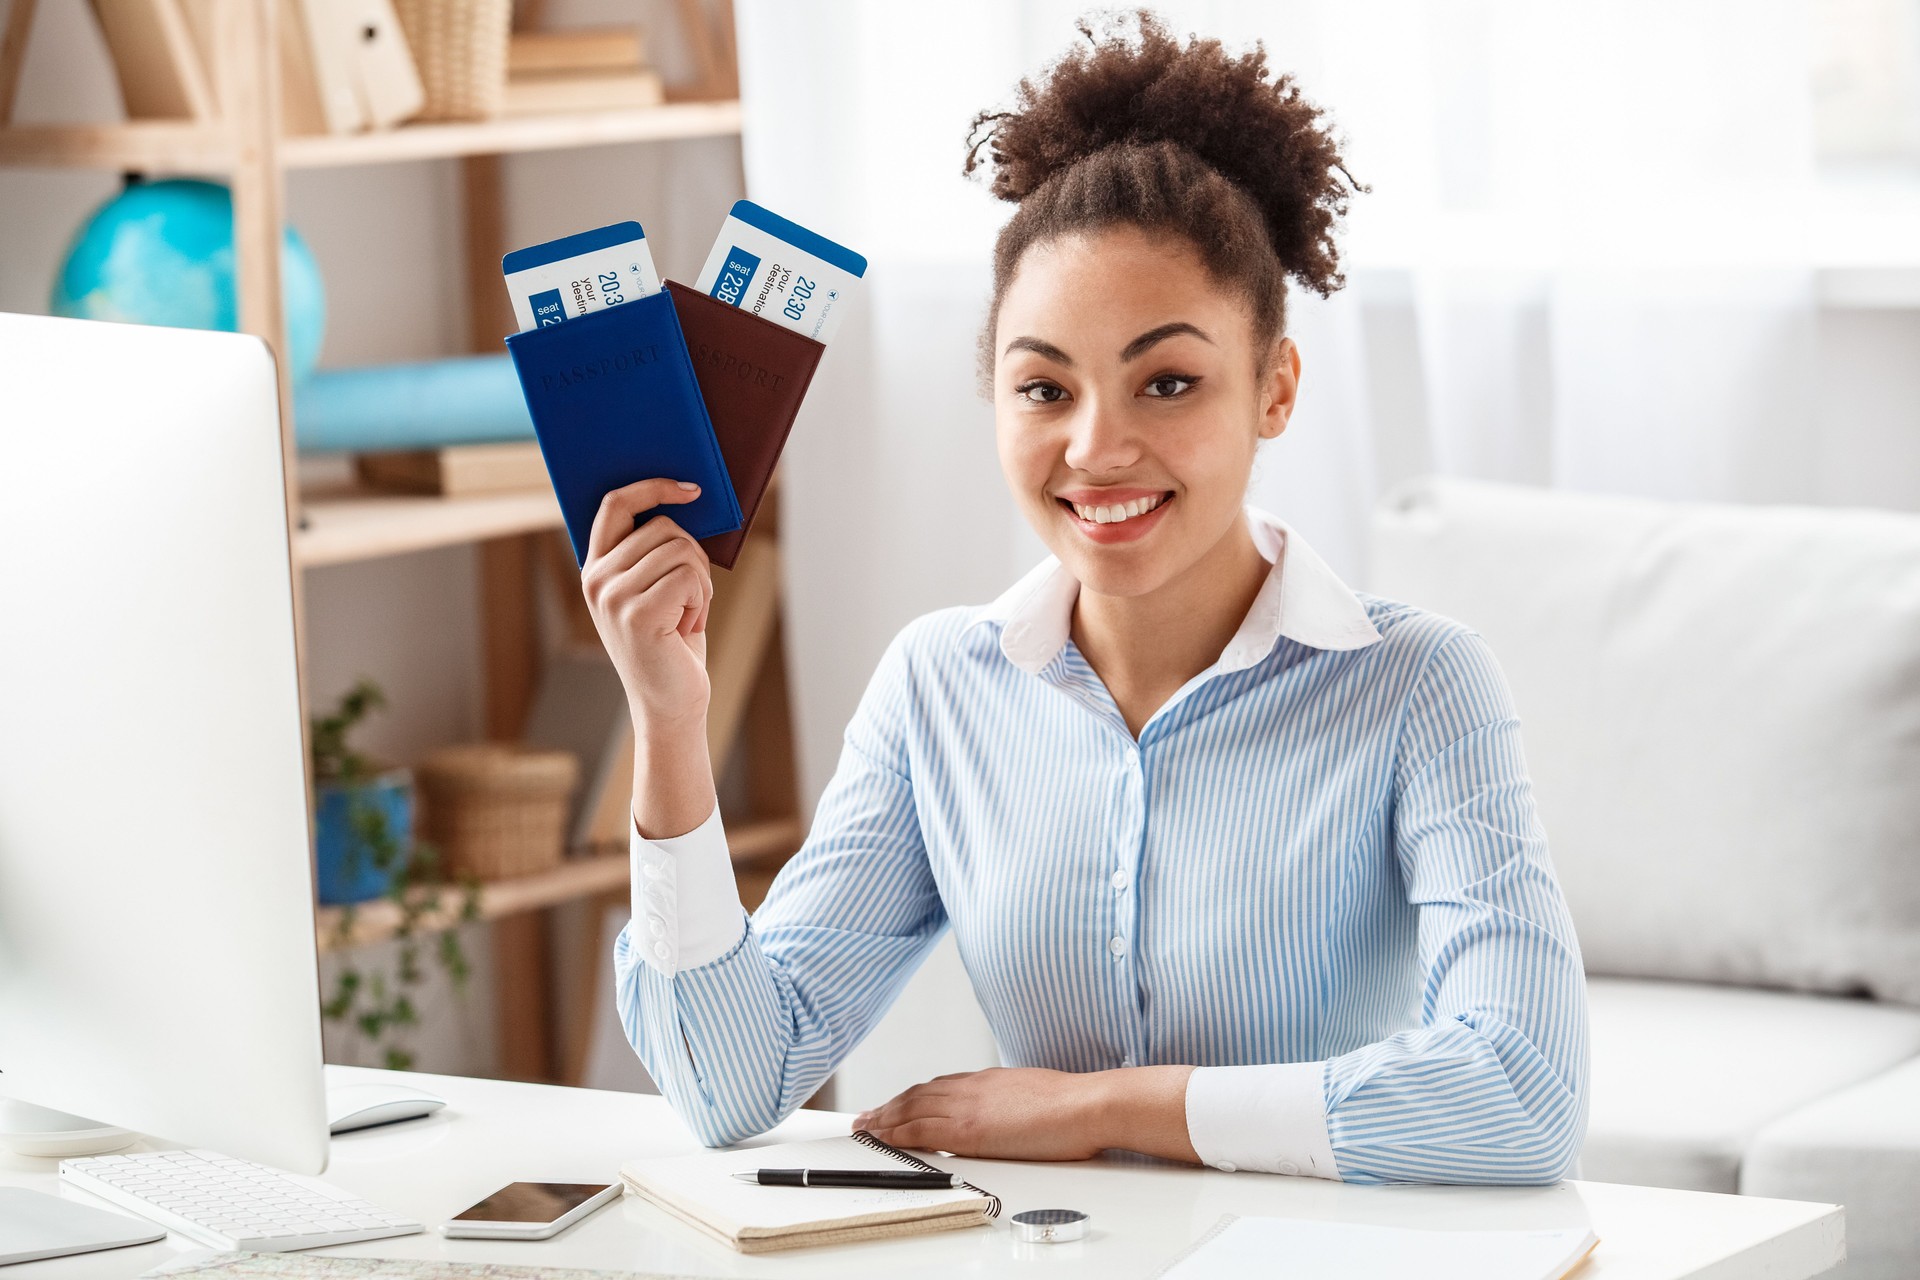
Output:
[618, 1131, 1000, 1254]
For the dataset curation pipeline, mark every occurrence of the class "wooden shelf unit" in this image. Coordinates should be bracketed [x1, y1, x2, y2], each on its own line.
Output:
[296, 485, 564, 568]
[315, 816, 803, 954]
[0, 101, 742, 172]
[0, 0, 797, 1086]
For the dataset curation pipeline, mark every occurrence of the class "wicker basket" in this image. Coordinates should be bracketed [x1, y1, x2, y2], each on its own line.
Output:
[392, 0, 512, 121]
[416, 743, 579, 882]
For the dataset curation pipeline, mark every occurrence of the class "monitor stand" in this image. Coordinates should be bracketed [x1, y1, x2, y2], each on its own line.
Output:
[0, 1097, 136, 1159]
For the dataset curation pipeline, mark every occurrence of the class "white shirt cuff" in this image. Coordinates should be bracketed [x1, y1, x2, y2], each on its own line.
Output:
[629, 802, 747, 975]
[1185, 1061, 1341, 1179]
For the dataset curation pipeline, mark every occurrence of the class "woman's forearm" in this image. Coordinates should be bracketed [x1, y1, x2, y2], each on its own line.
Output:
[630, 714, 717, 839]
[1090, 1065, 1201, 1162]
[854, 1063, 1204, 1163]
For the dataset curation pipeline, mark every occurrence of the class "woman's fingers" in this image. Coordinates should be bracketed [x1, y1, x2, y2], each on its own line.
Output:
[579, 506, 710, 614]
[857, 1068, 1102, 1162]
[576, 480, 715, 729]
[615, 541, 709, 638]
[584, 512, 706, 606]
[585, 507, 711, 623]
[867, 1117, 955, 1152]
[858, 1084, 957, 1132]
[585, 478, 701, 565]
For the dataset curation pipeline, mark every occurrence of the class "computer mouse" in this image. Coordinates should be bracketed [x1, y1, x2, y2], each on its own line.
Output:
[326, 1082, 448, 1134]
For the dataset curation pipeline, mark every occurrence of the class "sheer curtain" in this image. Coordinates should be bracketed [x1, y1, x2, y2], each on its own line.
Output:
[732, 0, 1821, 1106]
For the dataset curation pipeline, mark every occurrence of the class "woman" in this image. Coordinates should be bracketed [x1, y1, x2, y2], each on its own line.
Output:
[586, 12, 1588, 1185]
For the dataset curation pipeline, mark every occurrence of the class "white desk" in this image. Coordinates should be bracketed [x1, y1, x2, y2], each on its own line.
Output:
[0, 1066, 1843, 1279]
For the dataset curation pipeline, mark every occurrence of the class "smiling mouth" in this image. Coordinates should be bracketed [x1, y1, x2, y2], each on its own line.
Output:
[1056, 492, 1173, 525]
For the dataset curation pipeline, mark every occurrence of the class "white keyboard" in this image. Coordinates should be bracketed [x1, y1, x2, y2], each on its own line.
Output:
[60, 1149, 422, 1252]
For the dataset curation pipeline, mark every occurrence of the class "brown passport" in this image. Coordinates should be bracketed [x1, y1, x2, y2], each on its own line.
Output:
[665, 280, 825, 570]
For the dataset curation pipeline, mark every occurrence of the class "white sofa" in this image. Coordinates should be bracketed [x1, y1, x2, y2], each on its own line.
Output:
[1372, 477, 1920, 1279]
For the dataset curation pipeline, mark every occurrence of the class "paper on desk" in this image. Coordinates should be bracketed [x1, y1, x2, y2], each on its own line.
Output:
[140, 1251, 711, 1280]
[1154, 1215, 1599, 1280]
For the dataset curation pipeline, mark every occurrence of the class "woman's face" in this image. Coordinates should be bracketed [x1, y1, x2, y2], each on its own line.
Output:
[992, 225, 1297, 602]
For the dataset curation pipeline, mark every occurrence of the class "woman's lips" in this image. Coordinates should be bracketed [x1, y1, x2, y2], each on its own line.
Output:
[1056, 492, 1174, 544]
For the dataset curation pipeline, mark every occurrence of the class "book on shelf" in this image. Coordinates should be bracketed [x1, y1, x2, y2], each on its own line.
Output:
[502, 69, 665, 116]
[508, 28, 649, 75]
[354, 441, 548, 496]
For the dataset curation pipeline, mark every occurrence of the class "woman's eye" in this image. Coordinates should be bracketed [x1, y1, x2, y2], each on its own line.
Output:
[1016, 381, 1068, 404]
[1143, 374, 1198, 398]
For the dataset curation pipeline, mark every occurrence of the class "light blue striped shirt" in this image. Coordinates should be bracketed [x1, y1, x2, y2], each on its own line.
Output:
[616, 507, 1589, 1184]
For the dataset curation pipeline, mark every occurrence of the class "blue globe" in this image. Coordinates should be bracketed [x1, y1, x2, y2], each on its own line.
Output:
[51, 178, 326, 382]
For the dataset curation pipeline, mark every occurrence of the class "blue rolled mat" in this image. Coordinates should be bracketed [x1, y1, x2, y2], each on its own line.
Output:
[294, 355, 534, 454]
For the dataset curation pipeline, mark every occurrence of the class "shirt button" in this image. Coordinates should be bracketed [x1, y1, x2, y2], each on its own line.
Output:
[1215, 1161, 1237, 1173]
[641, 863, 663, 880]
[1278, 1160, 1300, 1176]
[1111, 868, 1130, 891]
[1125, 746, 1139, 766]
[1121, 1056, 1135, 1068]
[652, 941, 670, 961]
[647, 916, 666, 938]
[1108, 936, 1128, 958]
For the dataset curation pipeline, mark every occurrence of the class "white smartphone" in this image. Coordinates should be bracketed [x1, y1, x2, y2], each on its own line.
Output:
[440, 1181, 621, 1240]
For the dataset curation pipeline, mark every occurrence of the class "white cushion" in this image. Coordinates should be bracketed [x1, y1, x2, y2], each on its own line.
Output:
[1370, 477, 1920, 1003]
[1582, 978, 1920, 1193]
[1744, 1056, 1920, 1280]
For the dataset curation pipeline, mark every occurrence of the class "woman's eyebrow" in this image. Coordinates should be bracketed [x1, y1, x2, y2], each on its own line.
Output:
[1003, 336, 1074, 365]
[1121, 322, 1213, 361]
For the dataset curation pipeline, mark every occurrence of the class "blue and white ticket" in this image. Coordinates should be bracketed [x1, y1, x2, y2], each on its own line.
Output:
[693, 200, 866, 345]
[502, 220, 662, 332]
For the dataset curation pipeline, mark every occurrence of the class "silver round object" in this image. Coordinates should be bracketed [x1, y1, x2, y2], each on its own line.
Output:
[1011, 1208, 1089, 1243]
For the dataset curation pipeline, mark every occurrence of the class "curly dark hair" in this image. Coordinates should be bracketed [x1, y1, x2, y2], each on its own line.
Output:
[965, 9, 1361, 385]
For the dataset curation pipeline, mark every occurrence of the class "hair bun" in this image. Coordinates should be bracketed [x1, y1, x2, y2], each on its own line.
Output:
[965, 9, 1359, 297]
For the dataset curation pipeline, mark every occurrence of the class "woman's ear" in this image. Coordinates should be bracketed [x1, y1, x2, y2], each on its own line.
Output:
[1258, 337, 1302, 441]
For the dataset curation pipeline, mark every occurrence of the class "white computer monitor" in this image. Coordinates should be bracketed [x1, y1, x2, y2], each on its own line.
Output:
[0, 312, 330, 1175]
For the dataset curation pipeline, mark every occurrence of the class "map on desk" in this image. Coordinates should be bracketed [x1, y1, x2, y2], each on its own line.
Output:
[140, 1253, 711, 1280]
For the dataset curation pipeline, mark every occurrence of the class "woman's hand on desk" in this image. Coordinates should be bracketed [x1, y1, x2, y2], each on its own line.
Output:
[581, 478, 714, 729]
[852, 1065, 1201, 1164]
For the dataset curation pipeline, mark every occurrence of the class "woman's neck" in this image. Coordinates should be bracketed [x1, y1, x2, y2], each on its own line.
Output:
[1069, 512, 1272, 738]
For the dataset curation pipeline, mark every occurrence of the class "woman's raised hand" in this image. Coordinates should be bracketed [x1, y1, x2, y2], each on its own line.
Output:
[581, 479, 715, 736]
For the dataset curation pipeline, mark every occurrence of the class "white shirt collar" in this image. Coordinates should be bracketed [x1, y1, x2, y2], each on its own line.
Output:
[964, 506, 1383, 676]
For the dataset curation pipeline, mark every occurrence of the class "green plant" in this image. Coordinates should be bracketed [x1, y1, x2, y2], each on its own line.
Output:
[314, 678, 481, 1071]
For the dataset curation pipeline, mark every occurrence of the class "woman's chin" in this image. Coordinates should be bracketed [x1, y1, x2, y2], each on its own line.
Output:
[1054, 544, 1180, 601]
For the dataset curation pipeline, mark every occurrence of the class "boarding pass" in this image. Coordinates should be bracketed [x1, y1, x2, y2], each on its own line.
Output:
[502, 220, 662, 332]
[693, 200, 866, 345]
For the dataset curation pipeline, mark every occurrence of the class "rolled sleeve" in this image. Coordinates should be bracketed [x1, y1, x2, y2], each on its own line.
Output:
[629, 802, 747, 976]
[1186, 1061, 1341, 1178]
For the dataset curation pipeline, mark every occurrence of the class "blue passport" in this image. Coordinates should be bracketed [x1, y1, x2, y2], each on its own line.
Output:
[504, 290, 742, 565]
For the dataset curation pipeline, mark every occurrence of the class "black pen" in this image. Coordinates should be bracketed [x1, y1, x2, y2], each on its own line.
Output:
[730, 1168, 962, 1189]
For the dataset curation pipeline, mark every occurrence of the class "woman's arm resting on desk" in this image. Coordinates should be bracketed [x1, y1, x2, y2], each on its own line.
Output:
[855, 1065, 1198, 1163]
[863, 634, 1588, 1185]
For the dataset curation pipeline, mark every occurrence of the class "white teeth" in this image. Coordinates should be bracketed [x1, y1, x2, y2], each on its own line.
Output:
[1069, 493, 1166, 524]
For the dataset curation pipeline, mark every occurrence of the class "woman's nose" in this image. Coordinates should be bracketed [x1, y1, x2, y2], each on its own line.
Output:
[1061, 402, 1140, 475]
